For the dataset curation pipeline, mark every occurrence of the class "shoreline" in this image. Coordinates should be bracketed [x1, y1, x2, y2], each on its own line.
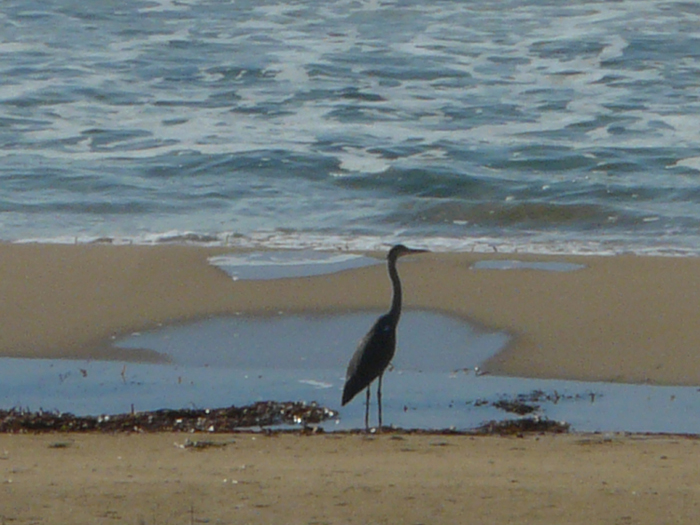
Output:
[2, 243, 700, 385]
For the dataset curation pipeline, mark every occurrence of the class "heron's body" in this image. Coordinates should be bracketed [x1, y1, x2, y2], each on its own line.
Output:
[342, 313, 396, 406]
[341, 244, 427, 430]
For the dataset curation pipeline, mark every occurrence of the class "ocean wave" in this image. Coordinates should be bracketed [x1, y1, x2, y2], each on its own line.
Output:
[2, 0, 700, 254]
[10, 229, 700, 258]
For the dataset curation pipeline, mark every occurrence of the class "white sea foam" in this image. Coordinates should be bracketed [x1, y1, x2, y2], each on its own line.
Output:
[673, 157, 700, 171]
[12, 230, 700, 258]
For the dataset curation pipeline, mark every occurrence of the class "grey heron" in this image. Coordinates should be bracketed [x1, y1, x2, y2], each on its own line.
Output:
[341, 244, 428, 431]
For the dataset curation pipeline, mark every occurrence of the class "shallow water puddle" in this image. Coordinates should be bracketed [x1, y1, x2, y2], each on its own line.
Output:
[115, 311, 504, 371]
[208, 250, 380, 280]
[471, 260, 585, 272]
[2, 310, 700, 434]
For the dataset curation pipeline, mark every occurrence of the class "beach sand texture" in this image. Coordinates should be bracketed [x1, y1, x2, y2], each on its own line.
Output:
[2, 242, 700, 385]
[1, 432, 699, 525]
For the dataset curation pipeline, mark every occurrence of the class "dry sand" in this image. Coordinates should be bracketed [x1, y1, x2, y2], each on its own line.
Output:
[2, 242, 700, 384]
[2, 432, 700, 525]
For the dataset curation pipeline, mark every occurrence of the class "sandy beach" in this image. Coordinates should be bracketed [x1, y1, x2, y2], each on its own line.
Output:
[2, 242, 700, 385]
[3, 243, 700, 522]
[1, 431, 699, 525]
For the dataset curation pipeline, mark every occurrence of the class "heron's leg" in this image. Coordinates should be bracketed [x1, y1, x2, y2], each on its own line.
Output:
[377, 374, 383, 430]
[365, 387, 370, 431]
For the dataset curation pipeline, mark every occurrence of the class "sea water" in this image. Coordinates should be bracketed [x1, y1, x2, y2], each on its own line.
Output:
[2, 0, 700, 255]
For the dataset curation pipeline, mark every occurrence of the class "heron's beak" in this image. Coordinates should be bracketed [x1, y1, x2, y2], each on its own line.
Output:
[407, 248, 430, 255]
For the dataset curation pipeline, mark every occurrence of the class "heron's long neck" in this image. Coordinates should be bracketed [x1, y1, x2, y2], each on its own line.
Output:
[387, 257, 402, 324]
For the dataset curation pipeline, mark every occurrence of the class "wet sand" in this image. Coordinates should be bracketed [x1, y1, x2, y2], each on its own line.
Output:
[1, 432, 699, 525]
[2, 242, 700, 385]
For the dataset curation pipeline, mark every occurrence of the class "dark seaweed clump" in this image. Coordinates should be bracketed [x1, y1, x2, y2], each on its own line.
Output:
[475, 417, 570, 436]
[0, 401, 338, 434]
[492, 399, 539, 415]
[482, 388, 601, 416]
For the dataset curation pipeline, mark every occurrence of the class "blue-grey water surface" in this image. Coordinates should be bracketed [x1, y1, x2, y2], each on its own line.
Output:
[3, 310, 699, 434]
[2, 0, 700, 254]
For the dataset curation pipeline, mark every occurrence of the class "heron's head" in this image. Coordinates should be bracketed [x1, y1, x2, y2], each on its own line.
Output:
[388, 244, 429, 261]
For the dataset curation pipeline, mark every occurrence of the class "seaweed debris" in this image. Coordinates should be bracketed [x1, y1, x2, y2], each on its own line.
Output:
[485, 388, 601, 415]
[492, 399, 539, 415]
[475, 417, 570, 436]
[0, 401, 338, 434]
[511, 389, 600, 404]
